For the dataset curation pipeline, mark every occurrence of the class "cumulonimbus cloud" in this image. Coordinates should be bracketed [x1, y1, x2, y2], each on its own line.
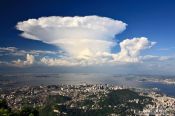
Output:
[16, 16, 126, 59]
[16, 16, 155, 66]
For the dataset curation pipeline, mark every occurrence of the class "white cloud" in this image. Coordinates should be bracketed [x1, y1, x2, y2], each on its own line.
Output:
[40, 57, 78, 66]
[0, 47, 17, 53]
[16, 16, 157, 66]
[39, 37, 156, 66]
[25, 54, 35, 64]
[16, 16, 126, 60]
[158, 47, 175, 51]
[141, 55, 173, 61]
[112, 37, 156, 62]
[0, 47, 62, 56]
[12, 54, 35, 66]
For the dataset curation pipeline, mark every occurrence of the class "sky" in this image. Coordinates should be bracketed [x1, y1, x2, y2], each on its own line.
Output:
[0, 0, 175, 75]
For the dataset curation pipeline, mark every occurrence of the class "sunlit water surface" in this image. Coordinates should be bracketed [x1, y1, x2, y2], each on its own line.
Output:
[0, 73, 175, 97]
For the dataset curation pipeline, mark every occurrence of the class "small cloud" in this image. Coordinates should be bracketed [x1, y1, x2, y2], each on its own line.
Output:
[0, 47, 17, 52]
[159, 48, 170, 51]
[158, 47, 175, 51]
[40, 57, 77, 66]
[112, 37, 156, 63]
[12, 54, 35, 67]
[141, 55, 173, 61]
[0, 47, 61, 56]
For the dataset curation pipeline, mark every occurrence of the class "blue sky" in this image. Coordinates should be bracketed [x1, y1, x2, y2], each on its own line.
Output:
[0, 0, 175, 74]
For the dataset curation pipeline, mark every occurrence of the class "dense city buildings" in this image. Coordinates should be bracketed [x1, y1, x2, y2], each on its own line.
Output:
[0, 84, 175, 115]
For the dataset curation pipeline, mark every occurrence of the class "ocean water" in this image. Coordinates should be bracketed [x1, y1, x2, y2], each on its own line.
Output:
[0, 73, 175, 97]
[142, 82, 175, 97]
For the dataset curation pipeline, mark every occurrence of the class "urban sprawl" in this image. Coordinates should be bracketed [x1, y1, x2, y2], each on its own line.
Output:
[0, 84, 175, 116]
